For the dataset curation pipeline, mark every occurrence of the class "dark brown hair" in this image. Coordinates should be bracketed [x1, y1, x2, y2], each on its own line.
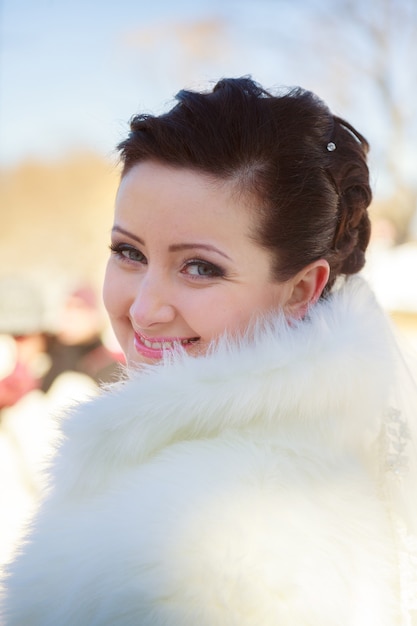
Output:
[117, 77, 372, 293]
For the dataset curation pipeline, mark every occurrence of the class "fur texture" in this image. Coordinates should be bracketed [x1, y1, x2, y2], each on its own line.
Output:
[0, 277, 403, 625]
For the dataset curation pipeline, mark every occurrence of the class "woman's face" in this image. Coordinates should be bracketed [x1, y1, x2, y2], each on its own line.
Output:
[104, 161, 301, 367]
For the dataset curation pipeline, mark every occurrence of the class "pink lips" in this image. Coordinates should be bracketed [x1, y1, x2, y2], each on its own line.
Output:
[133, 332, 198, 360]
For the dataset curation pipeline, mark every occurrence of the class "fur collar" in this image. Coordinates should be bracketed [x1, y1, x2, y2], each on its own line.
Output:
[51, 276, 395, 498]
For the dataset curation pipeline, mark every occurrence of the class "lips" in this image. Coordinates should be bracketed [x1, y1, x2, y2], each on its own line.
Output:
[133, 332, 199, 359]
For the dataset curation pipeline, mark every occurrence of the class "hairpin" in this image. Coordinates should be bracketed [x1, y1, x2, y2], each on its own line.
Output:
[327, 142, 336, 152]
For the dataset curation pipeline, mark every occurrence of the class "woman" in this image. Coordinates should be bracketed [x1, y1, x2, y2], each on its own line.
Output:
[1, 77, 416, 625]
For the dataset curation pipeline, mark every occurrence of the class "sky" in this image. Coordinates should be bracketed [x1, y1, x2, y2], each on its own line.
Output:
[0, 0, 295, 165]
[0, 0, 200, 163]
[1, 0, 416, 203]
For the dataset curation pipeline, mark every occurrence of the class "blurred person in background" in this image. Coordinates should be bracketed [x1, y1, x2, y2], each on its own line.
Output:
[42, 283, 124, 392]
[0, 277, 121, 566]
[0, 276, 52, 566]
[0, 277, 49, 411]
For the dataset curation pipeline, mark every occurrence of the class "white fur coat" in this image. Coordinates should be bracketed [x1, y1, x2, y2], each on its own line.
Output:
[0, 277, 407, 625]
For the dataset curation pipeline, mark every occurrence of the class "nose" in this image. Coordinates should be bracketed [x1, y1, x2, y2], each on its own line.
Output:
[129, 271, 176, 329]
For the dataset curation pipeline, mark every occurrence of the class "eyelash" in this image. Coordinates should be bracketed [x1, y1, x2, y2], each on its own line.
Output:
[109, 242, 226, 280]
[109, 242, 146, 264]
[181, 259, 226, 279]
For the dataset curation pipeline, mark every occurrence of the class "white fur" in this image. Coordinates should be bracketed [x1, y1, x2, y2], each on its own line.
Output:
[0, 277, 403, 625]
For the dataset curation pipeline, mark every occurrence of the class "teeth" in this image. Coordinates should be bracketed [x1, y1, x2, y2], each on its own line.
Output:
[143, 338, 163, 349]
[140, 336, 198, 349]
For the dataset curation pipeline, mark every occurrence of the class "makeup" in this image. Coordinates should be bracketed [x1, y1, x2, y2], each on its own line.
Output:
[134, 332, 198, 359]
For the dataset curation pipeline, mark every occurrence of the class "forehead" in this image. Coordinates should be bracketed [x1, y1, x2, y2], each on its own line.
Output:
[115, 161, 256, 235]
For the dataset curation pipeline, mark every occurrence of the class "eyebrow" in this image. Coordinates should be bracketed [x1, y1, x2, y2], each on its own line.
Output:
[112, 226, 144, 244]
[112, 225, 232, 261]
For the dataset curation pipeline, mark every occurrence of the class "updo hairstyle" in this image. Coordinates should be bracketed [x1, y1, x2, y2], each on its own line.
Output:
[117, 77, 372, 294]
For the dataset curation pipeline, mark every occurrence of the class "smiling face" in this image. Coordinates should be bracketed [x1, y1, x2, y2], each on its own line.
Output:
[103, 161, 324, 368]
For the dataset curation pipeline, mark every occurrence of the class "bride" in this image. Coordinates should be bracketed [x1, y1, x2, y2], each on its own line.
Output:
[1, 76, 416, 625]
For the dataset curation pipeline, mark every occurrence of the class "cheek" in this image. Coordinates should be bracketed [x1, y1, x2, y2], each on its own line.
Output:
[102, 262, 125, 318]
[200, 301, 252, 339]
[210, 290, 280, 336]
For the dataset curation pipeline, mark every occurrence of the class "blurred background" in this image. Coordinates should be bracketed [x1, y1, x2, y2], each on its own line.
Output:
[0, 0, 417, 566]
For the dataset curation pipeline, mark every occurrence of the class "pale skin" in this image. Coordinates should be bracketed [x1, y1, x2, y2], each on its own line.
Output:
[103, 161, 330, 368]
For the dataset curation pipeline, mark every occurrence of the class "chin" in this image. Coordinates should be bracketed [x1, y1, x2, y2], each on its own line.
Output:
[126, 353, 160, 369]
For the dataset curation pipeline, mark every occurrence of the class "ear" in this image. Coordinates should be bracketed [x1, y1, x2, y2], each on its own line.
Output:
[284, 259, 330, 319]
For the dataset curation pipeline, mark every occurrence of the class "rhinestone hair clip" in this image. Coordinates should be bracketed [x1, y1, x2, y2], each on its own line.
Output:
[327, 141, 336, 152]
